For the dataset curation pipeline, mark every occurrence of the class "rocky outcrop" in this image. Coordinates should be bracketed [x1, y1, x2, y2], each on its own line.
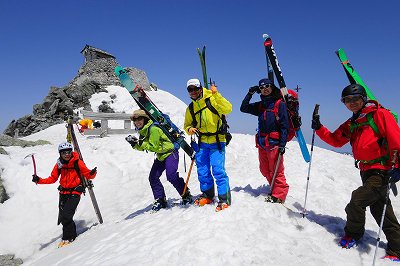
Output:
[0, 134, 51, 148]
[0, 254, 23, 266]
[3, 50, 151, 137]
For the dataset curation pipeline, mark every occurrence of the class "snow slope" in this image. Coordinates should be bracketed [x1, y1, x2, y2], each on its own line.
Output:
[0, 86, 398, 266]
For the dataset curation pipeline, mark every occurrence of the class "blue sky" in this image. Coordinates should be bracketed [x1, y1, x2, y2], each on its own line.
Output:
[1, 0, 399, 152]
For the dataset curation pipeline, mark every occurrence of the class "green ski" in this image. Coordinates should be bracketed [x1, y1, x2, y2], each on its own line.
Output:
[336, 48, 398, 120]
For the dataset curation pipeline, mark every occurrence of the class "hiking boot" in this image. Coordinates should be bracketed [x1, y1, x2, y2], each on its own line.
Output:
[194, 195, 213, 206]
[181, 189, 193, 205]
[215, 201, 229, 212]
[339, 235, 357, 249]
[151, 198, 167, 212]
[58, 239, 74, 248]
[265, 195, 284, 204]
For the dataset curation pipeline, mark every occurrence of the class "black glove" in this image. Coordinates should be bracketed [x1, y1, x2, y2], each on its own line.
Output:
[278, 146, 286, 155]
[311, 114, 322, 130]
[125, 135, 138, 146]
[90, 167, 97, 175]
[248, 86, 260, 95]
[32, 174, 39, 183]
[389, 168, 400, 183]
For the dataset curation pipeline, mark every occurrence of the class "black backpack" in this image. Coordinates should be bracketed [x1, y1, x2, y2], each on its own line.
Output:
[188, 97, 232, 150]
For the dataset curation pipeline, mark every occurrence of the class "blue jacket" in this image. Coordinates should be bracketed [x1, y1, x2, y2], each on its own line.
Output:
[240, 93, 289, 147]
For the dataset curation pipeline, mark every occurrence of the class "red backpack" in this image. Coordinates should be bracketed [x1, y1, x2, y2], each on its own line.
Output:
[258, 89, 301, 143]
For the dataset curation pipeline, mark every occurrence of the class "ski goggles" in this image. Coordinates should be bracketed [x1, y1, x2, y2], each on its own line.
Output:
[341, 95, 364, 104]
[60, 150, 72, 155]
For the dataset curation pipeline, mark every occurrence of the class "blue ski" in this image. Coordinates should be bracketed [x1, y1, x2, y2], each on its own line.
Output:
[262, 34, 310, 162]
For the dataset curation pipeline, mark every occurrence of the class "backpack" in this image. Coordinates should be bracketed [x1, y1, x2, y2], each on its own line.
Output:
[349, 103, 391, 166]
[257, 90, 301, 147]
[188, 97, 232, 150]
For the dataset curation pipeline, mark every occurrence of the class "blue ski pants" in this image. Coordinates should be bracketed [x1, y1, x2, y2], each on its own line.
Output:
[195, 142, 230, 198]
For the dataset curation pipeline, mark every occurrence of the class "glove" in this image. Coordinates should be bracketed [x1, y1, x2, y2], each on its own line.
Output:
[90, 167, 97, 175]
[311, 114, 322, 130]
[188, 127, 198, 135]
[173, 142, 180, 150]
[389, 168, 400, 183]
[248, 86, 260, 95]
[278, 146, 286, 155]
[125, 135, 138, 146]
[32, 174, 39, 183]
[210, 84, 218, 94]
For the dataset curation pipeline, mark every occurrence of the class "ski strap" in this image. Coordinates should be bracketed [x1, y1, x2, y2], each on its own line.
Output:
[188, 97, 231, 150]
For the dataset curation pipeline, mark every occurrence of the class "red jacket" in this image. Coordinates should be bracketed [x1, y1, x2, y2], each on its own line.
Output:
[38, 152, 96, 195]
[316, 101, 400, 171]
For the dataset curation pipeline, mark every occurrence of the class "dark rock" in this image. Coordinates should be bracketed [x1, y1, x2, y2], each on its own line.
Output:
[3, 46, 151, 137]
[0, 254, 23, 266]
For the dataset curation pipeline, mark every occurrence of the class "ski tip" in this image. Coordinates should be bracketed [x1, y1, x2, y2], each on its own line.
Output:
[114, 65, 125, 76]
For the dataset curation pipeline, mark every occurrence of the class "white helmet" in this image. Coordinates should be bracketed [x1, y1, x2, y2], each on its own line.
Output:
[58, 142, 73, 152]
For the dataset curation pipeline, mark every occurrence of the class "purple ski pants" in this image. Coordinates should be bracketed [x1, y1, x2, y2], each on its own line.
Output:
[148, 151, 185, 200]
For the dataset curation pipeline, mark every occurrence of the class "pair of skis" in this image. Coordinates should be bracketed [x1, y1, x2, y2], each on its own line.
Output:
[336, 48, 398, 121]
[114, 66, 195, 159]
[262, 34, 311, 163]
[66, 116, 103, 224]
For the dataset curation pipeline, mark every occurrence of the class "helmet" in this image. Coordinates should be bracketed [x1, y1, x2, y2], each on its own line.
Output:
[341, 84, 367, 99]
[186, 78, 201, 88]
[58, 142, 73, 152]
[130, 109, 149, 120]
[258, 78, 277, 89]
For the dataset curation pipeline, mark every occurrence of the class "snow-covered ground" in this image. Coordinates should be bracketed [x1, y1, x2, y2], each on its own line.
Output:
[0, 86, 398, 265]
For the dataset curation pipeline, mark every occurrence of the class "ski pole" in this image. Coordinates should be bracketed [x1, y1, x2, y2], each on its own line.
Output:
[24, 153, 37, 176]
[182, 159, 195, 196]
[270, 151, 283, 194]
[372, 150, 398, 266]
[302, 104, 319, 217]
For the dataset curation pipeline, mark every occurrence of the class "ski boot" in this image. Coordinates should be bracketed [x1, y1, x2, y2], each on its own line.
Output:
[265, 194, 284, 204]
[58, 238, 75, 248]
[215, 201, 229, 212]
[194, 187, 214, 206]
[151, 198, 167, 212]
[194, 195, 213, 206]
[181, 189, 193, 205]
[215, 193, 231, 212]
[339, 235, 357, 249]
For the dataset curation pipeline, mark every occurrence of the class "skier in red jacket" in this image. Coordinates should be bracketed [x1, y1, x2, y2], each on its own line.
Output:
[32, 142, 97, 247]
[312, 84, 400, 259]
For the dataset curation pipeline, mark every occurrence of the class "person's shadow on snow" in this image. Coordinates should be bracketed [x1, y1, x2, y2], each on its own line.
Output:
[233, 184, 383, 254]
[124, 204, 153, 220]
[38, 220, 93, 250]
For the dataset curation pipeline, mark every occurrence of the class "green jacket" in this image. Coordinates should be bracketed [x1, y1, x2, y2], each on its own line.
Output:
[133, 120, 174, 161]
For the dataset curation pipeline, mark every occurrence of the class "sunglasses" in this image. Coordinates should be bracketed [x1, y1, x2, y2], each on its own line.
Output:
[131, 117, 144, 122]
[260, 84, 273, 89]
[341, 95, 363, 104]
[187, 86, 201, 93]
[60, 150, 72, 155]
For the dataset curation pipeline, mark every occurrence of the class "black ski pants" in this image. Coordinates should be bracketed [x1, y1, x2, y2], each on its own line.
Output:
[59, 194, 80, 241]
[344, 169, 400, 257]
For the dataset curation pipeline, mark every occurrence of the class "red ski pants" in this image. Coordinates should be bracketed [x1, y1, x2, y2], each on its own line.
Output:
[258, 147, 289, 201]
